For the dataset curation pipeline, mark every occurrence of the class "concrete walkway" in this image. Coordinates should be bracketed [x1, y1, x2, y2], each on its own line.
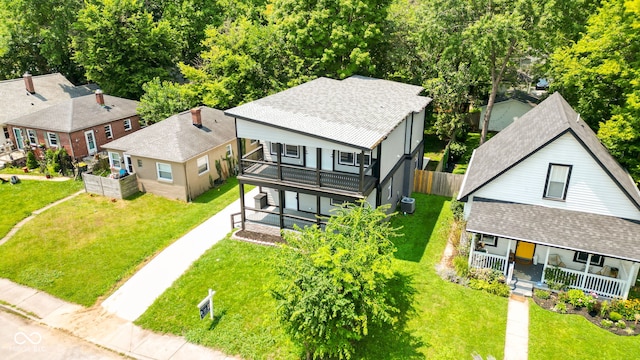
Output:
[0, 279, 238, 359]
[102, 188, 257, 321]
[0, 189, 85, 246]
[503, 295, 529, 360]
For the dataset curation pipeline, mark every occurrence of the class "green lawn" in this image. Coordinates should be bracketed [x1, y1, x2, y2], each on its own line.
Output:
[137, 193, 508, 359]
[0, 179, 83, 238]
[0, 178, 241, 306]
[529, 301, 640, 359]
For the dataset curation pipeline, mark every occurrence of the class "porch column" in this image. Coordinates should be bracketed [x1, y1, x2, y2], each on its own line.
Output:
[580, 254, 592, 289]
[239, 183, 246, 230]
[504, 240, 512, 275]
[624, 263, 638, 300]
[236, 137, 244, 175]
[542, 247, 551, 285]
[316, 148, 321, 187]
[468, 233, 477, 268]
[358, 150, 365, 193]
[278, 189, 285, 229]
[277, 143, 283, 180]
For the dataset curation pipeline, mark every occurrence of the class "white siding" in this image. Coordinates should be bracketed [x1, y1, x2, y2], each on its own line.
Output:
[410, 109, 426, 153]
[321, 148, 333, 171]
[380, 116, 407, 178]
[474, 133, 640, 220]
[305, 146, 317, 168]
[237, 119, 364, 153]
[298, 193, 317, 213]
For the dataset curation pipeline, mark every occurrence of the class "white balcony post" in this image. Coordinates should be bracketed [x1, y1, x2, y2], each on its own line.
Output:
[542, 247, 551, 285]
[623, 263, 638, 300]
[581, 254, 592, 289]
[468, 233, 477, 268]
[504, 240, 512, 275]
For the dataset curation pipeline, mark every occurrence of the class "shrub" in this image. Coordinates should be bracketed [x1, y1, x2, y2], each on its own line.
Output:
[616, 320, 627, 329]
[26, 151, 38, 169]
[601, 319, 613, 328]
[600, 300, 610, 317]
[566, 289, 588, 308]
[448, 141, 467, 162]
[544, 267, 576, 291]
[587, 299, 601, 314]
[609, 311, 623, 322]
[453, 255, 469, 277]
[610, 299, 640, 320]
[553, 302, 567, 314]
[450, 198, 465, 221]
[534, 289, 551, 300]
[469, 279, 510, 297]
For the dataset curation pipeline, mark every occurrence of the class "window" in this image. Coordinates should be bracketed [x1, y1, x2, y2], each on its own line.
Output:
[269, 142, 300, 158]
[480, 234, 497, 247]
[338, 151, 371, 166]
[108, 152, 121, 169]
[27, 129, 37, 145]
[544, 164, 571, 200]
[2, 126, 8, 141]
[330, 198, 348, 206]
[197, 155, 209, 175]
[156, 162, 173, 181]
[573, 252, 605, 267]
[47, 132, 59, 147]
[387, 178, 393, 200]
[226, 144, 233, 157]
[104, 124, 113, 139]
[137, 159, 143, 167]
[123, 118, 132, 131]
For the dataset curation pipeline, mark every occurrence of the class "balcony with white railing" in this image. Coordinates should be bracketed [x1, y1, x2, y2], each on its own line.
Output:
[542, 266, 627, 299]
[239, 146, 377, 195]
[469, 251, 508, 274]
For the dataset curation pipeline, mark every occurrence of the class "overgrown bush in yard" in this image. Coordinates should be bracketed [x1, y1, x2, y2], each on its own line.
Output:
[469, 279, 510, 297]
[448, 141, 467, 162]
[609, 311, 623, 322]
[272, 202, 410, 360]
[450, 198, 464, 221]
[453, 255, 469, 277]
[553, 302, 567, 314]
[26, 151, 38, 169]
[534, 289, 550, 300]
[610, 298, 640, 320]
[566, 289, 588, 308]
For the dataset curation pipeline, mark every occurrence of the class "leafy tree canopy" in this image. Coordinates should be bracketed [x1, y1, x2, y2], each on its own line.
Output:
[72, 0, 180, 98]
[136, 78, 199, 125]
[272, 202, 403, 360]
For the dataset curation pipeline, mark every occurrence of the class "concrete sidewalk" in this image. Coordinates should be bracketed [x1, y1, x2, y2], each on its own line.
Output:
[503, 295, 529, 360]
[0, 279, 238, 359]
[102, 188, 257, 321]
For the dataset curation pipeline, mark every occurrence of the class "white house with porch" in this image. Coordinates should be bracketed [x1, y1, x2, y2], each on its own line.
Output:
[458, 92, 640, 299]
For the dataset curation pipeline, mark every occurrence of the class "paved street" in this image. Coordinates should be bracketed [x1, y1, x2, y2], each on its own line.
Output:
[0, 308, 123, 360]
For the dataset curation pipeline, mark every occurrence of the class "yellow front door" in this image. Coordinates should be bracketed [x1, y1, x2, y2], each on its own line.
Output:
[515, 241, 535, 263]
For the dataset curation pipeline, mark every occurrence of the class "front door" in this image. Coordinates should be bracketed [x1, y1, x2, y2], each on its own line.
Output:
[124, 154, 134, 173]
[515, 241, 536, 264]
[13, 128, 24, 149]
[85, 130, 97, 155]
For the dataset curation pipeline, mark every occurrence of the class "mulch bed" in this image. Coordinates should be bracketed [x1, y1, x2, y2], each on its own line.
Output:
[233, 230, 286, 246]
[532, 292, 640, 336]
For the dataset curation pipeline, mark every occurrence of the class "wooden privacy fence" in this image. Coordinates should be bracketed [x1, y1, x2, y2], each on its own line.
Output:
[82, 173, 139, 199]
[413, 170, 464, 197]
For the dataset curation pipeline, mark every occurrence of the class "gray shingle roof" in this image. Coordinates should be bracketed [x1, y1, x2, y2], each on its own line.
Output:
[458, 92, 640, 208]
[0, 73, 97, 125]
[104, 107, 236, 163]
[466, 198, 640, 262]
[225, 76, 431, 150]
[7, 94, 138, 133]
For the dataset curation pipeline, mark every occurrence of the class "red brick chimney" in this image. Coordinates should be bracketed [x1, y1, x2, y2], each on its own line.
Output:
[191, 107, 202, 128]
[95, 89, 105, 106]
[23, 72, 35, 94]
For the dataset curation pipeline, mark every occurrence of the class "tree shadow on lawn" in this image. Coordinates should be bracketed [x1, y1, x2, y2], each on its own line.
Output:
[353, 272, 425, 359]
[391, 194, 448, 263]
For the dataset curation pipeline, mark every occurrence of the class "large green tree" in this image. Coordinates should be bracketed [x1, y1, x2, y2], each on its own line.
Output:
[136, 78, 199, 125]
[272, 202, 402, 360]
[72, 0, 179, 98]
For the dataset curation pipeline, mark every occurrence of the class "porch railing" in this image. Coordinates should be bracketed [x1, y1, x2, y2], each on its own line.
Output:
[240, 147, 377, 194]
[543, 267, 626, 299]
[469, 252, 508, 273]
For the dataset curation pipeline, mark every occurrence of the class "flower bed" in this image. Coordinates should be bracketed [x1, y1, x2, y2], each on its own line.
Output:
[533, 289, 640, 336]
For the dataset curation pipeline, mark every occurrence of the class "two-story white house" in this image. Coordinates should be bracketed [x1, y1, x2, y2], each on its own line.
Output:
[458, 92, 640, 299]
[225, 76, 432, 231]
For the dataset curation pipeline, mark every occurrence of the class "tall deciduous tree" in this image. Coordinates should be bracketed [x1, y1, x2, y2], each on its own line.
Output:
[272, 202, 401, 360]
[72, 0, 179, 99]
[136, 78, 198, 125]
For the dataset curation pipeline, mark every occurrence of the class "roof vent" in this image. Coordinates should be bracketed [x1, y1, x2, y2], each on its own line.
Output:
[23, 72, 35, 94]
[191, 107, 202, 128]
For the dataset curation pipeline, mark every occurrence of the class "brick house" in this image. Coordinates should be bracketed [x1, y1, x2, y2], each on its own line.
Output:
[6, 91, 140, 160]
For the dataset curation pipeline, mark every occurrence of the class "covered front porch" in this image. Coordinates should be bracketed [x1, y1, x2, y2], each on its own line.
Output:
[467, 233, 637, 299]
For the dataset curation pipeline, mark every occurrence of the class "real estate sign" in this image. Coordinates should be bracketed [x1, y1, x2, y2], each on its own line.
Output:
[198, 289, 215, 320]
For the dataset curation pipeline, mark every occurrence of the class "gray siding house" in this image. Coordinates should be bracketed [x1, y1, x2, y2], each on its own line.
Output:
[225, 76, 432, 231]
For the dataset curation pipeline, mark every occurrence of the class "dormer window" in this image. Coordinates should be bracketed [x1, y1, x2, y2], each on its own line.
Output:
[543, 164, 572, 200]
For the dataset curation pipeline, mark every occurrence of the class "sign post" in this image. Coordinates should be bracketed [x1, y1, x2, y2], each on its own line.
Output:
[197, 289, 215, 320]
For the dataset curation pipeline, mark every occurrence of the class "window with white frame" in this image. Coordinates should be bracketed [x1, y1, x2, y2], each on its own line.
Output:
[47, 132, 59, 147]
[123, 118, 132, 131]
[197, 155, 209, 175]
[108, 152, 121, 169]
[225, 144, 233, 157]
[104, 124, 113, 139]
[387, 178, 393, 200]
[544, 164, 571, 200]
[27, 129, 37, 145]
[269, 142, 300, 158]
[480, 234, 497, 247]
[156, 162, 173, 181]
[338, 151, 371, 166]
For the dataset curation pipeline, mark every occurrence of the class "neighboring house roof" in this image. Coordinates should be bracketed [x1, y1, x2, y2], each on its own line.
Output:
[479, 98, 535, 132]
[459, 92, 640, 209]
[104, 107, 236, 163]
[466, 198, 640, 262]
[0, 73, 97, 125]
[225, 75, 432, 150]
[7, 94, 138, 133]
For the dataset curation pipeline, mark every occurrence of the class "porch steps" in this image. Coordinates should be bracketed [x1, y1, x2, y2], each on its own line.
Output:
[511, 280, 533, 298]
